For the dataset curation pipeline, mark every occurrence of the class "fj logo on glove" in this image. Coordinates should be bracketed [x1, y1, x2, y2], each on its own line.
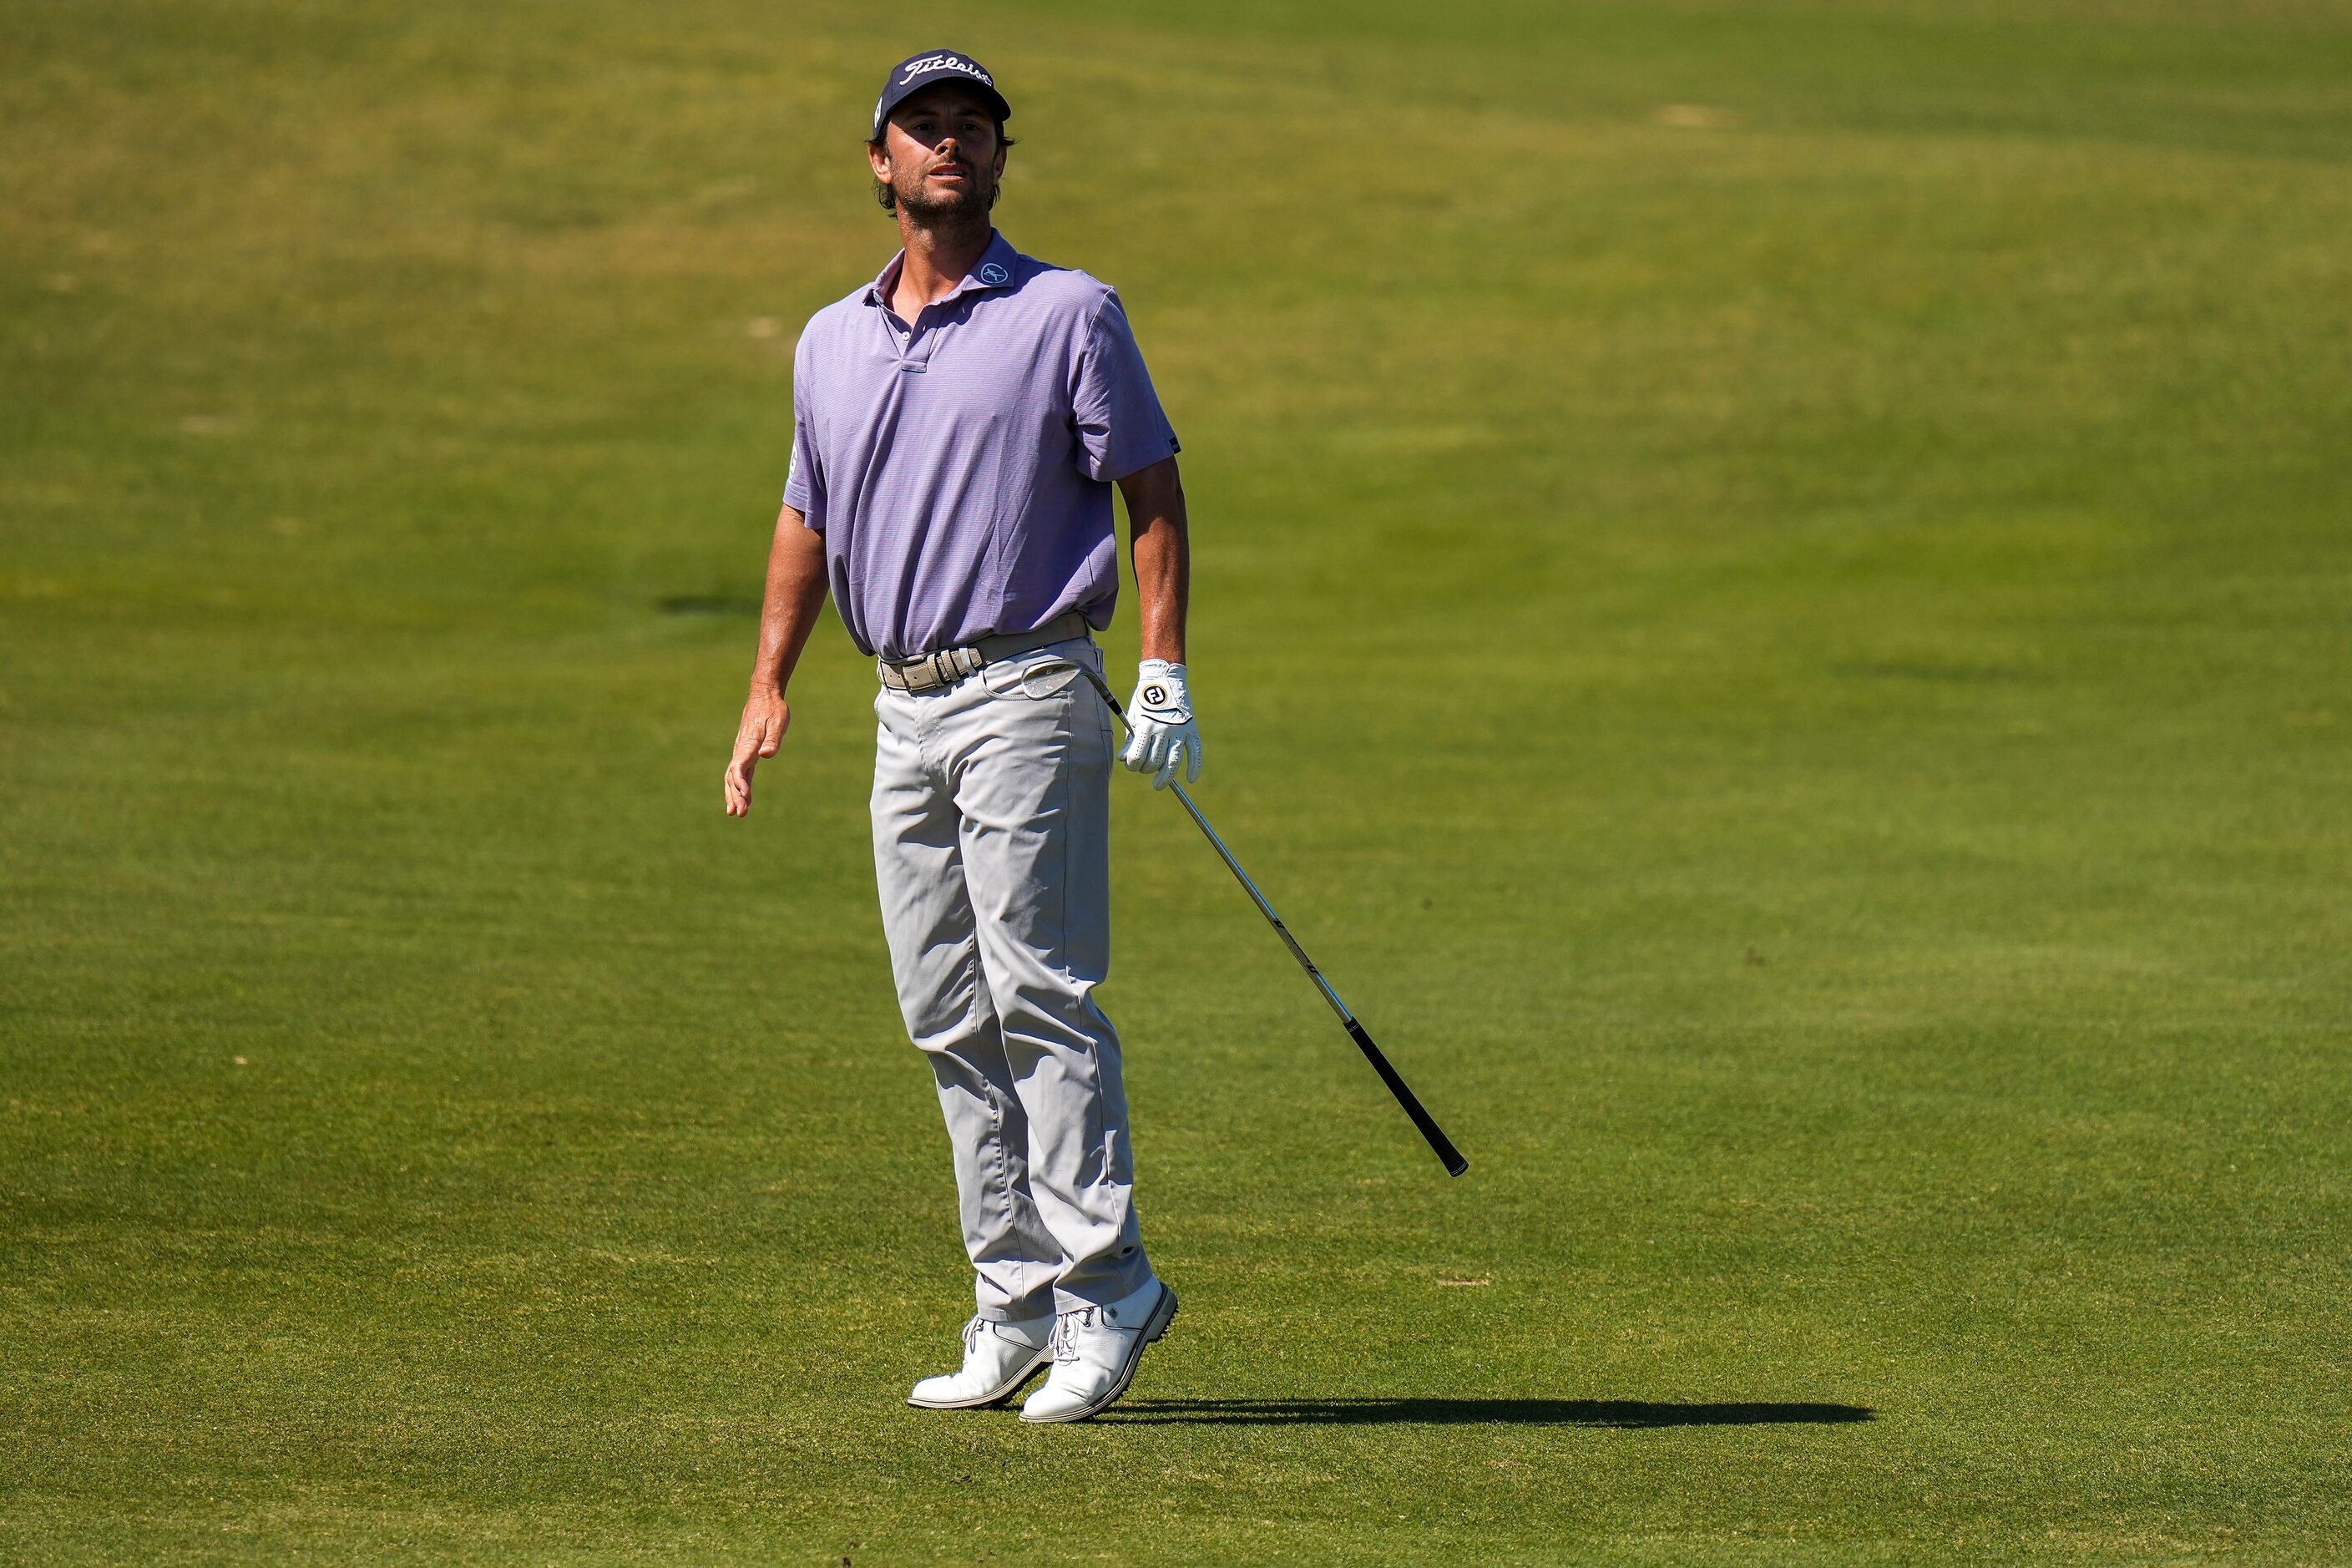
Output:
[1135, 681, 1188, 722]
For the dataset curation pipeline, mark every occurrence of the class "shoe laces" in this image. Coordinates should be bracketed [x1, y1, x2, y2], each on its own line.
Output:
[1049, 1308, 1100, 1364]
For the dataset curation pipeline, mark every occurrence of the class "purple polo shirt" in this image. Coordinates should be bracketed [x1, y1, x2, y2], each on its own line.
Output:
[782, 230, 1181, 660]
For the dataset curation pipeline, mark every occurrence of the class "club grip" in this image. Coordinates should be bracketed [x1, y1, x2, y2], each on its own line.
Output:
[1343, 1018, 1469, 1177]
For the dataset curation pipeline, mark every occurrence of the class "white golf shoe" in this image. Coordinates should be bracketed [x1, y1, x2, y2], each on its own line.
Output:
[906, 1313, 1055, 1410]
[1019, 1279, 1178, 1424]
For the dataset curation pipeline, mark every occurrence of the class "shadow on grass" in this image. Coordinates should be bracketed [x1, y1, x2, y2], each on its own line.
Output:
[1101, 1399, 1874, 1428]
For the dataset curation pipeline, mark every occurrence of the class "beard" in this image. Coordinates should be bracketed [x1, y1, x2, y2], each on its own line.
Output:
[890, 159, 996, 220]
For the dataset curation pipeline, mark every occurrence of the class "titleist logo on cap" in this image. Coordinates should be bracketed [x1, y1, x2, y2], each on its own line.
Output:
[897, 53, 993, 88]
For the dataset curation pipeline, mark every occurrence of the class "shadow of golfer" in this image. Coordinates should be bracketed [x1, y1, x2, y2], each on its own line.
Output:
[1100, 1399, 1874, 1428]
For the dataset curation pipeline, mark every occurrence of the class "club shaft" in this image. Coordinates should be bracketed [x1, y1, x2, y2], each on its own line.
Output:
[1085, 670, 1467, 1177]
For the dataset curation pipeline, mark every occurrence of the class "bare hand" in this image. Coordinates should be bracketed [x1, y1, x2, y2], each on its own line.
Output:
[725, 689, 792, 817]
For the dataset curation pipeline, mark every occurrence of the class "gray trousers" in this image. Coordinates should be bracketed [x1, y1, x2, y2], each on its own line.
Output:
[870, 635, 1153, 1320]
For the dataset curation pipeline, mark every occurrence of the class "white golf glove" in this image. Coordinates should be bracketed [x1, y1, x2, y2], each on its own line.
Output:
[1122, 660, 1201, 791]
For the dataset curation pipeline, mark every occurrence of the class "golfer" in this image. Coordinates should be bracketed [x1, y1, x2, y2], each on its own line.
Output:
[722, 50, 1196, 1423]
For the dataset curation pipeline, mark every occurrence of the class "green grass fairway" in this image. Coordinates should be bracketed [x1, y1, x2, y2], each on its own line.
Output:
[6, 0, 2351, 1561]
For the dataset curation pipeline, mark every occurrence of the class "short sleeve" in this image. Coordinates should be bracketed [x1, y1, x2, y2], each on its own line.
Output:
[781, 346, 826, 531]
[1070, 290, 1180, 483]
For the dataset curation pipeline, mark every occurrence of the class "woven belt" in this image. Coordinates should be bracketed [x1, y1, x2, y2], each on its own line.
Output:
[877, 610, 1092, 695]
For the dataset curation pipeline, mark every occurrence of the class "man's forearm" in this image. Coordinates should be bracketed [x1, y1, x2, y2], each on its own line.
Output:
[750, 505, 832, 694]
[1118, 458, 1189, 665]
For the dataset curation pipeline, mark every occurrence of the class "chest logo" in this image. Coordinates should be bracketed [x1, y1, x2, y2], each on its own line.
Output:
[976, 261, 1009, 286]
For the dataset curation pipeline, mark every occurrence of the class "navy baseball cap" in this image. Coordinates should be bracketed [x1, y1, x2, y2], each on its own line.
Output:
[872, 49, 1011, 139]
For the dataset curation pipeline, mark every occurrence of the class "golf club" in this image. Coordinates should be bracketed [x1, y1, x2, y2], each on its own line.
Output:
[1080, 666, 1469, 1177]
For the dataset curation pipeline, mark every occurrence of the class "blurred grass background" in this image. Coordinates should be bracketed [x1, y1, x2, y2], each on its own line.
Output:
[3, 0, 2349, 1562]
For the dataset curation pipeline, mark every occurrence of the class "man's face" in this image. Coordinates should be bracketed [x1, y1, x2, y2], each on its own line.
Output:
[869, 84, 1006, 220]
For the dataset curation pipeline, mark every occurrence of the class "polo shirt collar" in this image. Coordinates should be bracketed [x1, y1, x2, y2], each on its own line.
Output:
[863, 230, 1020, 310]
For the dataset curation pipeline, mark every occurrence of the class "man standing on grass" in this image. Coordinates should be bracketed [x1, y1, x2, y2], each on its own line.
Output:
[721, 50, 1198, 1423]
